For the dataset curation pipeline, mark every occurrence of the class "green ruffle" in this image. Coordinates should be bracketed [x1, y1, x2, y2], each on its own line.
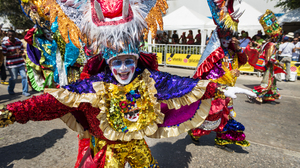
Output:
[26, 64, 44, 92]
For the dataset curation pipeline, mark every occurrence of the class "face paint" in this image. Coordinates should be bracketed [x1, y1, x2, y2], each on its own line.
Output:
[220, 38, 232, 48]
[111, 58, 136, 85]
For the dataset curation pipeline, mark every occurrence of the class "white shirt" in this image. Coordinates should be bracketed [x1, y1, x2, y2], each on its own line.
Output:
[292, 42, 300, 58]
[279, 42, 295, 57]
[239, 38, 251, 48]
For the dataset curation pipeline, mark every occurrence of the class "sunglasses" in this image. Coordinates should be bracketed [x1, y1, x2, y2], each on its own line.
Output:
[111, 59, 135, 67]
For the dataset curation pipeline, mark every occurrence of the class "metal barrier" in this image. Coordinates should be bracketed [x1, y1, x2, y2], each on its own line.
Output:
[141, 44, 204, 68]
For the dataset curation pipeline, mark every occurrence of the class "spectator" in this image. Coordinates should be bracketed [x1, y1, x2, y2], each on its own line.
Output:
[171, 30, 179, 44]
[195, 30, 201, 45]
[278, 36, 296, 82]
[206, 31, 214, 45]
[0, 26, 8, 85]
[187, 30, 194, 45]
[155, 33, 162, 44]
[255, 34, 264, 45]
[180, 32, 187, 44]
[292, 37, 300, 61]
[257, 30, 263, 36]
[2, 30, 30, 96]
[245, 32, 252, 41]
[239, 32, 251, 48]
[161, 32, 168, 44]
[0, 46, 8, 85]
[286, 32, 294, 42]
[295, 33, 299, 38]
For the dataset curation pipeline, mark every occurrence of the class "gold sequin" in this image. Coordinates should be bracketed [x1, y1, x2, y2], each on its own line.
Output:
[144, 0, 168, 40]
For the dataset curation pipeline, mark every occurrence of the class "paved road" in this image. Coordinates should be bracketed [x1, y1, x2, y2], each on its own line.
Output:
[0, 67, 299, 168]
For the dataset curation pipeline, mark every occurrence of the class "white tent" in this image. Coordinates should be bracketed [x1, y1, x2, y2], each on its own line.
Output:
[278, 8, 300, 32]
[162, 6, 214, 46]
[163, 6, 214, 30]
[205, 2, 263, 36]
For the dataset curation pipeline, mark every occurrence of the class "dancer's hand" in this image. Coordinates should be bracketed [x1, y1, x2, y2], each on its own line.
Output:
[223, 87, 256, 99]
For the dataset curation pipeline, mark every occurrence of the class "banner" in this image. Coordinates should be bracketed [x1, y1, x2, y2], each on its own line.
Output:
[290, 61, 300, 77]
[166, 53, 201, 67]
[239, 62, 254, 72]
[156, 53, 163, 64]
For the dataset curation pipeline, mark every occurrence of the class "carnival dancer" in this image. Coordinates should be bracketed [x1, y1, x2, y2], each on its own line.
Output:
[1, 0, 256, 167]
[245, 10, 284, 104]
[189, 0, 251, 152]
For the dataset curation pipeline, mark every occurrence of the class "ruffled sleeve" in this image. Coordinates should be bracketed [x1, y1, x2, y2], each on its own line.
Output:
[150, 70, 216, 110]
[7, 93, 75, 124]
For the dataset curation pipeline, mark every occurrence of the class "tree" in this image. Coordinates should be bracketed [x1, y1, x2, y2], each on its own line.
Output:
[0, 0, 34, 29]
[270, 0, 300, 10]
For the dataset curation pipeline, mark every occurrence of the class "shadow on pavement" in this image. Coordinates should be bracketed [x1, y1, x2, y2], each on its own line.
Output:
[0, 93, 23, 104]
[192, 132, 249, 154]
[243, 84, 257, 90]
[0, 128, 67, 168]
[150, 136, 192, 168]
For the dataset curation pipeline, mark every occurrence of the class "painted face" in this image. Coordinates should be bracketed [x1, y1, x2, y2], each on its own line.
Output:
[109, 55, 137, 85]
[220, 37, 232, 48]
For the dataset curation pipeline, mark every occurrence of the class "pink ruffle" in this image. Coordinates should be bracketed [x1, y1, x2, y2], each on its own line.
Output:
[193, 47, 225, 79]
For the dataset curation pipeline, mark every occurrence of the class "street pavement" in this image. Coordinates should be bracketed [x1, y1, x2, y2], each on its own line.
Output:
[0, 67, 300, 168]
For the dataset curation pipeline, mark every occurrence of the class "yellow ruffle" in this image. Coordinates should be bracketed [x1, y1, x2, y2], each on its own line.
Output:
[211, 66, 237, 87]
[60, 113, 90, 139]
[44, 88, 100, 108]
[160, 80, 210, 110]
[93, 69, 165, 141]
[149, 99, 211, 138]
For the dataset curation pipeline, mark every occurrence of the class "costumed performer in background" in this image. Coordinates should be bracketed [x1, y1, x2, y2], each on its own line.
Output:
[245, 10, 284, 105]
[189, 0, 251, 152]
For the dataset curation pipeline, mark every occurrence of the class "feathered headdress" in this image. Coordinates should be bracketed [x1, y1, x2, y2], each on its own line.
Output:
[20, 0, 168, 61]
[207, 0, 244, 33]
[259, 9, 282, 38]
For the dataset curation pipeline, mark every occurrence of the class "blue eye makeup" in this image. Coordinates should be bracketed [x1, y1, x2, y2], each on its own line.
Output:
[111, 59, 135, 68]
[112, 60, 123, 67]
[124, 59, 135, 66]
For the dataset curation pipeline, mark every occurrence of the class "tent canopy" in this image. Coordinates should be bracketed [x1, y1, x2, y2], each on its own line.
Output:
[163, 6, 214, 30]
[278, 8, 300, 32]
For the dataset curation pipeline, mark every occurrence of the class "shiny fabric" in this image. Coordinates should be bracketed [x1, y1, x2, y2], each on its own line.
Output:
[26, 64, 45, 91]
[94, 70, 164, 141]
[190, 98, 230, 139]
[84, 137, 159, 168]
[24, 28, 36, 45]
[7, 93, 73, 124]
[207, 0, 239, 32]
[75, 136, 90, 168]
[214, 119, 250, 147]
[193, 47, 225, 79]
[204, 61, 225, 80]
[27, 43, 41, 66]
[159, 101, 201, 127]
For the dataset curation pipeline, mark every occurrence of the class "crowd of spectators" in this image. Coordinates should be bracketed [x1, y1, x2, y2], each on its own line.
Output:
[155, 30, 202, 45]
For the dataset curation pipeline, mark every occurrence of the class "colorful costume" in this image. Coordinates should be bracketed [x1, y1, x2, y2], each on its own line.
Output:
[245, 10, 284, 103]
[0, 0, 257, 167]
[189, 0, 250, 148]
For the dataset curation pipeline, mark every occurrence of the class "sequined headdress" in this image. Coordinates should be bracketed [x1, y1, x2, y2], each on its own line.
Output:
[20, 0, 168, 62]
[207, 0, 244, 33]
[259, 9, 282, 38]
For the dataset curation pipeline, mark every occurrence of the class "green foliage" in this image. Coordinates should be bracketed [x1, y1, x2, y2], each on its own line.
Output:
[0, 0, 33, 29]
[270, 0, 300, 10]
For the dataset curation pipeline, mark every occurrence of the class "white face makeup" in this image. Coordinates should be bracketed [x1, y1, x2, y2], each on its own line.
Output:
[109, 56, 137, 85]
[220, 38, 232, 48]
